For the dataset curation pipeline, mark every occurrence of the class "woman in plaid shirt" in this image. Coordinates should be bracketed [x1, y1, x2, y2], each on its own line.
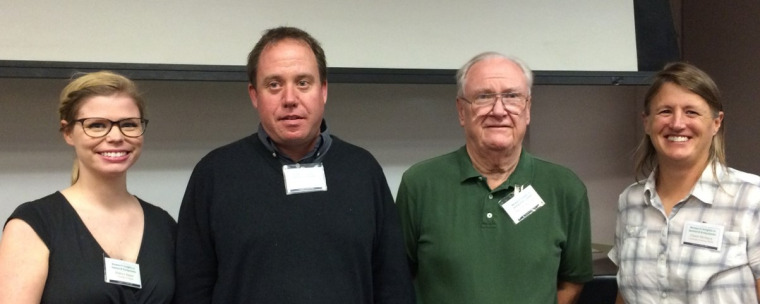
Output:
[609, 62, 760, 303]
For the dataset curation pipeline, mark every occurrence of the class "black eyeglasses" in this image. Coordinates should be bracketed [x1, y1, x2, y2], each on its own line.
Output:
[459, 92, 529, 114]
[74, 117, 148, 138]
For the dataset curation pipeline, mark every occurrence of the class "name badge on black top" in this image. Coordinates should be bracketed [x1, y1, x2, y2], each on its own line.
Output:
[283, 163, 328, 195]
[104, 256, 142, 289]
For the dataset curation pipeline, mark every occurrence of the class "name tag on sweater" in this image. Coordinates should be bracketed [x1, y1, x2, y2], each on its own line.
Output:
[283, 163, 328, 195]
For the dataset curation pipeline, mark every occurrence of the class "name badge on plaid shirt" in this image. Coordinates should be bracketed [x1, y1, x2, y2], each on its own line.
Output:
[681, 221, 724, 251]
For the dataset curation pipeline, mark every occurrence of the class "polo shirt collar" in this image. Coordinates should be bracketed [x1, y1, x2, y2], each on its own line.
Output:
[455, 146, 534, 189]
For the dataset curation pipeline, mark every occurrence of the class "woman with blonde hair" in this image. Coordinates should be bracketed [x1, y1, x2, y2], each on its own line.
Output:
[609, 62, 760, 303]
[0, 71, 176, 303]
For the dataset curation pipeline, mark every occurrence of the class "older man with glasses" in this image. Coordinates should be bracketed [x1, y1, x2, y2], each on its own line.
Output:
[396, 52, 593, 304]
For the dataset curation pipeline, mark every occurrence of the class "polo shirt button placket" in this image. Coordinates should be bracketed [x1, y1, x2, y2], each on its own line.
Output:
[482, 191, 497, 225]
[487, 194, 494, 219]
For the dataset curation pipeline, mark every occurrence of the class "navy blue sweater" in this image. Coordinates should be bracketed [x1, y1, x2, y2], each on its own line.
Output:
[174, 134, 414, 304]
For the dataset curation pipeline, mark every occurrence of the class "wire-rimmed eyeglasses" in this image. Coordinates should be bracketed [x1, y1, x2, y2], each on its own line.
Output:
[458, 92, 529, 114]
[74, 117, 148, 138]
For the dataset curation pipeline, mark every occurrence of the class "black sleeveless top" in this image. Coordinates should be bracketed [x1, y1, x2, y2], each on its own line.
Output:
[7, 192, 176, 303]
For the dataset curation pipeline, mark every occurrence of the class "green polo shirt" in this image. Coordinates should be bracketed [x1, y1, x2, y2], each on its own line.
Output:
[396, 146, 593, 304]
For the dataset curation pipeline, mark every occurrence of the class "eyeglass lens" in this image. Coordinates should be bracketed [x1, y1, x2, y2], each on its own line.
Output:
[471, 93, 526, 113]
[79, 118, 146, 138]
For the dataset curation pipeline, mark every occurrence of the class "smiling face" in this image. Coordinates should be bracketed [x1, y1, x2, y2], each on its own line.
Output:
[457, 57, 531, 155]
[645, 82, 723, 168]
[248, 38, 327, 159]
[62, 94, 143, 181]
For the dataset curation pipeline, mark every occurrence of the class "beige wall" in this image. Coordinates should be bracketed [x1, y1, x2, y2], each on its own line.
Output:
[5, 2, 757, 245]
[0, 78, 644, 245]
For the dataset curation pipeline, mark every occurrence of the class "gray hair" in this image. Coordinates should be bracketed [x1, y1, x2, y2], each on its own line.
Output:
[455, 52, 533, 97]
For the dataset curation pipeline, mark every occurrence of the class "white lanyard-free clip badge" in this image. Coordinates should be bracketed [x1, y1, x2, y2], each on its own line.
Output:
[283, 163, 328, 195]
[104, 256, 142, 289]
[500, 185, 545, 224]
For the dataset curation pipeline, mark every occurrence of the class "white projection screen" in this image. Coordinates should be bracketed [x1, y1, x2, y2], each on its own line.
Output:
[0, 0, 638, 72]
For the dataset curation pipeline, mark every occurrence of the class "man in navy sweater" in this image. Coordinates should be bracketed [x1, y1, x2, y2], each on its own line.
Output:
[173, 26, 414, 304]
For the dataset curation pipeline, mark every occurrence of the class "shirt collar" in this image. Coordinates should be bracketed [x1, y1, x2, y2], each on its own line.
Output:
[455, 146, 534, 190]
[257, 119, 332, 164]
[691, 162, 726, 205]
[643, 171, 657, 205]
[643, 161, 727, 206]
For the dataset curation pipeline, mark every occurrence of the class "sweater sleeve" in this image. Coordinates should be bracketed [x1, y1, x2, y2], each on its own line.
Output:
[174, 158, 218, 304]
[395, 172, 418, 276]
[371, 164, 415, 304]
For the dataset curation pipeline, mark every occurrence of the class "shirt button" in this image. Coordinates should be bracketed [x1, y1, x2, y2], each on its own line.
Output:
[486, 213, 493, 219]
[488, 194, 493, 199]
[661, 292, 667, 298]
